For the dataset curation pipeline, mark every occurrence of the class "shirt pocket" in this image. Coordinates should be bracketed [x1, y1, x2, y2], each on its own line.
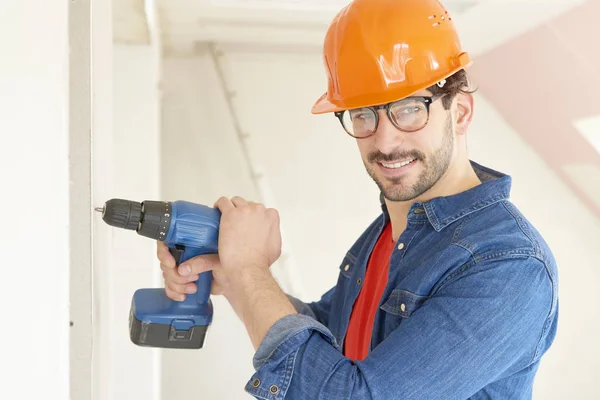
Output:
[339, 251, 357, 278]
[380, 289, 428, 333]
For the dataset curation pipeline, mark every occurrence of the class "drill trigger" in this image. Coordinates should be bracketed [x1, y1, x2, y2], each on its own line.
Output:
[169, 245, 186, 267]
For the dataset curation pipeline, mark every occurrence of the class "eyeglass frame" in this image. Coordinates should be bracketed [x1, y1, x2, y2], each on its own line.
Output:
[334, 93, 447, 139]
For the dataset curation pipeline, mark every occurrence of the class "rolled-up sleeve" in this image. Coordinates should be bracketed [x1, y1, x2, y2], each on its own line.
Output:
[244, 314, 341, 398]
[286, 284, 336, 326]
[244, 256, 557, 400]
[285, 296, 318, 320]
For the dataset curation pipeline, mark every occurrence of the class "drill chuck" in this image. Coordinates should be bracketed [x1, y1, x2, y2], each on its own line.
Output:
[97, 198, 173, 241]
[98, 199, 142, 230]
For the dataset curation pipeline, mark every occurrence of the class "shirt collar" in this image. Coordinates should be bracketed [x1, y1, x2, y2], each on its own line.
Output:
[380, 160, 512, 232]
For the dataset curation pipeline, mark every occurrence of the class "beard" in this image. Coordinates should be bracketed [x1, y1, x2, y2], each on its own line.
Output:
[364, 116, 455, 202]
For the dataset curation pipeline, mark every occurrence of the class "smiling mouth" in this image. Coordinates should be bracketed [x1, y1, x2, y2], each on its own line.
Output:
[379, 158, 417, 169]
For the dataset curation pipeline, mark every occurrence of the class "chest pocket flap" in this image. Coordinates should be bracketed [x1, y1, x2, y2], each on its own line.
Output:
[381, 289, 428, 318]
[339, 252, 357, 278]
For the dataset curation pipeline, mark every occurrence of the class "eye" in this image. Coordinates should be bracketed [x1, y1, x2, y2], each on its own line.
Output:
[350, 109, 375, 121]
[389, 100, 428, 130]
[397, 106, 421, 114]
[391, 101, 425, 118]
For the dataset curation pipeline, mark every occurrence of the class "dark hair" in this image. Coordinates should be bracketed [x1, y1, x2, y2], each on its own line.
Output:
[426, 69, 477, 109]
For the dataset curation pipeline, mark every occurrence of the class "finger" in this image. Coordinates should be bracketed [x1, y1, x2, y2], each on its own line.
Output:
[243, 199, 266, 210]
[177, 253, 220, 277]
[161, 266, 199, 285]
[156, 241, 176, 268]
[214, 196, 235, 212]
[266, 208, 279, 222]
[211, 280, 223, 295]
[165, 279, 197, 296]
[165, 286, 186, 302]
[230, 196, 249, 207]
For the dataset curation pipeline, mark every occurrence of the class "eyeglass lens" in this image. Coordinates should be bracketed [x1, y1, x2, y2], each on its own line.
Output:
[341, 98, 429, 137]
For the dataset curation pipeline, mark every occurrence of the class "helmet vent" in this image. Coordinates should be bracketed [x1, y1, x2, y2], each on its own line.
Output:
[431, 11, 452, 27]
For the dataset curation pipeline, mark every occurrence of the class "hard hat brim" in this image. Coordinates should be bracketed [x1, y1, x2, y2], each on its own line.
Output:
[311, 53, 473, 115]
[311, 93, 340, 115]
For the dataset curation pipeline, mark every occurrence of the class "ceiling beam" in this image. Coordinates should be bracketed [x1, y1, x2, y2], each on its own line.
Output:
[160, 0, 586, 56]
[113, 0, 151, 45]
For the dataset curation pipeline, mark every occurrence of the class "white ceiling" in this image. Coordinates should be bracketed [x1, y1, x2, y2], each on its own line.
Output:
[154, 0, 477, 54]
[149, 0, 585, 57]
[200, 0, 477, 14]
[199, 0, 477, 12]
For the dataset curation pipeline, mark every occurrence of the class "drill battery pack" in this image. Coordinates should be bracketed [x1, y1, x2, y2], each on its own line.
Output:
[129, 288, 212, 349]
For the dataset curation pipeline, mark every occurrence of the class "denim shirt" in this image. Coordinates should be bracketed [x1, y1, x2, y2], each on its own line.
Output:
[244, 161, 559, 400]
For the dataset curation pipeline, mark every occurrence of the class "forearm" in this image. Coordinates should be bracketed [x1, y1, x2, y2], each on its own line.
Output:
[227, 266, 298, 350]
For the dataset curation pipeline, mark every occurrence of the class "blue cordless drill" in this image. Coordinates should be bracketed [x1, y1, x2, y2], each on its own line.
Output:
[95, 198, 221, 349]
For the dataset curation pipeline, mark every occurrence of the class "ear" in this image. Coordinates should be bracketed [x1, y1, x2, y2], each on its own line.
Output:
[454, 91, 474, 135]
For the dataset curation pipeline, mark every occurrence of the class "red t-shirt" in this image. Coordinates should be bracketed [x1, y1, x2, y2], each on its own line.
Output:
[344, 222, 395, 361]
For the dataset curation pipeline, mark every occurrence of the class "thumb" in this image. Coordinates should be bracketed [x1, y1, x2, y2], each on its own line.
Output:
[211, 281, 226, 296]
[177, 253, 220, 277]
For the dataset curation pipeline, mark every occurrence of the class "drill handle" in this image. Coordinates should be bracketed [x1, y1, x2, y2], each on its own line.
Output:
[169, 245, 212, 306]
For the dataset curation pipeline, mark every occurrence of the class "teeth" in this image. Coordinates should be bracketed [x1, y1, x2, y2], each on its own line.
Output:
[381, 159, 415, 169]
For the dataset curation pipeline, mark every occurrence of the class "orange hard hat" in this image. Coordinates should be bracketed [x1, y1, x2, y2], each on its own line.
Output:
[312, 0, 472, 114]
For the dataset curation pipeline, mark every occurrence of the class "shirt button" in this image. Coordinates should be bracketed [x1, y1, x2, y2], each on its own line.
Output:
[269, 385, 279, 394]
[400, 303, 406, 312]
[357, 278, 362, 285]
[251, 378, 260, 388]
[397, 242, 405, 250]
[344, 264, 350, 271]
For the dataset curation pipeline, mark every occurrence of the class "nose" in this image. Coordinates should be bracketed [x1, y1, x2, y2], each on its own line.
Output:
[373, 109, 403, 154]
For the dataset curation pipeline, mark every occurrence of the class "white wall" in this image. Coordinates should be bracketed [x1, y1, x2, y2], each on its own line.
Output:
[158, 45, 600, 399]
[219, 45, 383, 299]
[0, 1, 70, 399]
[91, 41, 162, 399]
[159, 52, 261, 400]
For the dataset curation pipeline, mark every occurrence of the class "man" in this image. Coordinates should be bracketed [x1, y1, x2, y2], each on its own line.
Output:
[158, 0, 558, 398]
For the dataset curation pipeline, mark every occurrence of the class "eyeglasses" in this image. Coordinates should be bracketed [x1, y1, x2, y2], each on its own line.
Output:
[334, 93, 447, 139]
